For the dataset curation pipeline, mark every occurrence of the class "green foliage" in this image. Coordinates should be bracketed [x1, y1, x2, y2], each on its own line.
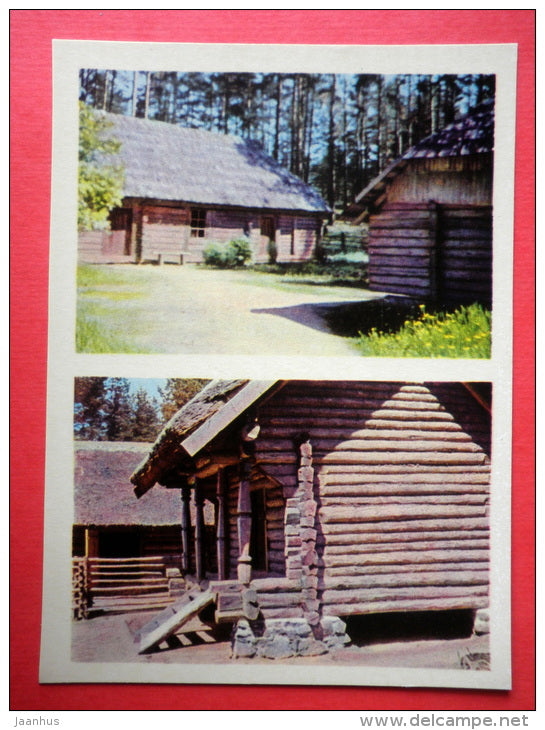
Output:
[249, 260, 368, 288]
[103, 378, 134, 441]
[131, 387, 160, 441]
[203, 238, 252, 268]
[354, 303, 491, 358]
[78, 102, 124, 231]
[74, 377, 107, 439]
[267, 238, 278, 265]
[80, 70, 495, 209]
[73, 377, 209, 441]
[74, 377, 162, 441]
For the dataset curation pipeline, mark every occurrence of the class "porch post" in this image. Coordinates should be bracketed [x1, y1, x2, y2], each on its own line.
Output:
[237, 458, 252, 585]
[194, 479, 205, 582]
[216, 468, 227, 581]
[180, 481, 191, 574]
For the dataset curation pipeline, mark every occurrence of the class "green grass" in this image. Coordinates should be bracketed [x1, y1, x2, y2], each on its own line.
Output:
[76, 310, 145, 353]
[76, 264, 151, 352]
[77, 263, 138, 288]
[353, 303, 491, 358]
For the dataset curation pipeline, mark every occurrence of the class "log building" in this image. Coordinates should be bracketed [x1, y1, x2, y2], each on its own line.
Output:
[348, 100, 494, 306]
[72, 441, 217, 618]
[78, 112, 329, 265]
[130, 379, 491, 656]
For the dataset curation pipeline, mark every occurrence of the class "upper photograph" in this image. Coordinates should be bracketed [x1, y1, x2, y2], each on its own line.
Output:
[76, 70, 494, 357]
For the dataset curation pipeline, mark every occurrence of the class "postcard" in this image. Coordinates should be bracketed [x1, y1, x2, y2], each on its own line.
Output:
[40, 39, 516, 689]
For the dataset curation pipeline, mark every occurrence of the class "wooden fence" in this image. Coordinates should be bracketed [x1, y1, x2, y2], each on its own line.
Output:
[321, 226, 368, 258]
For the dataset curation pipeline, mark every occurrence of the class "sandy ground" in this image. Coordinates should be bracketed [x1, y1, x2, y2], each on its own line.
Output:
[72, 611, 489, 670]
[82, 265, 386, 355]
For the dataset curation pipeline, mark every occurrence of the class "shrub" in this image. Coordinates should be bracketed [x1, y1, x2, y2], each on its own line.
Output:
[203, 239, 252, 268]
[230, 238, 252, 266]
[267, 238, 278, 264]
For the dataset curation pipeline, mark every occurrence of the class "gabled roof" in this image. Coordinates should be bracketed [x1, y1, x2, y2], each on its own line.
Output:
[97, 111, 330, 214]
[350, 99, 494, 214]
[74, 442, 181, 526]
[130, 380, 278, 497]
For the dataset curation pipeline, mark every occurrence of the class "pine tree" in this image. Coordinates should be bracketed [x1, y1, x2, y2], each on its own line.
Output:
[78, 69, 495, 210]
[103, 378, 134, 441]
[74, 377, 107, 440]
[131, 387, 160, 441]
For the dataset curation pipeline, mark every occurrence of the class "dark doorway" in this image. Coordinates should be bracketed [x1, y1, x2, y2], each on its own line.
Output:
[106, 208, 133, 255]
[250, 488, 267, 572]
[99, 529, 140, 558]
[260, 216, 275, 244]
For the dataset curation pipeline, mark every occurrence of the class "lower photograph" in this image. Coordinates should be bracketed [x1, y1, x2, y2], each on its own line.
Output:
[63, 377, 502, 687]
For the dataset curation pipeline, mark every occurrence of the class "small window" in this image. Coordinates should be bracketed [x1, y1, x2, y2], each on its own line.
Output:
[190, 208, 207, 237]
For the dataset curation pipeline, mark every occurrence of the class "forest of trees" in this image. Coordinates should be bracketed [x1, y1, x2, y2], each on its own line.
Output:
[79, 69, 495, 209]
[74, 377, 208, 441]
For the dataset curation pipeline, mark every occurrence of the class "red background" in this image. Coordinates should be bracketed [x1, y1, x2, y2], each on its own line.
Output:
[10, 10, 535, 711]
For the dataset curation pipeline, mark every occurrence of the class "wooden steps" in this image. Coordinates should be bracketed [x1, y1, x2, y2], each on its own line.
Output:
[137, 587, 216, 654]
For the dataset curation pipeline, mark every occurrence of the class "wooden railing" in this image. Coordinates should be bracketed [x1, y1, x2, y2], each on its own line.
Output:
[72, 554, 183, 619]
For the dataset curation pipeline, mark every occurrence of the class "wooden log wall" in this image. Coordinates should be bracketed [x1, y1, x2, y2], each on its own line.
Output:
[368, 203, 435, 299]
[78, 231, 107, 261]
[254, 381, 490, 619]
[140, 526, 183, 558]
[275, 215, 319, 262]
[368, 202, 492, 305]
[109, 202, 322, 265]
[225, 467, 286, 579]
[439, 205, 492, 306]
[140, 205, 190, 261]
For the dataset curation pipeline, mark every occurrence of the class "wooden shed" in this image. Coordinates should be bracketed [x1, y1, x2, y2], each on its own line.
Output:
[78, 112, 330, 265]
[130, 379, 491, 656]
[72, 441, 217, 618]
[349, 100, 494, 305]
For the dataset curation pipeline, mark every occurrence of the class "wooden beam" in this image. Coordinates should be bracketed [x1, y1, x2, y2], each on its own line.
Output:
[194, 453, 239, 479]
[182, 381, 277, 458]
[216, 469, 227, 581]
[194, 480, 205, 582]
[180, 482, 191, 575]
[237, 459, 253, 585]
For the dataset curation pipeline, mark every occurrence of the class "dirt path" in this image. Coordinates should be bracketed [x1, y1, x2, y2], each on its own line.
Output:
[85, 265, 386, 355]
[71, 612, 489, 671]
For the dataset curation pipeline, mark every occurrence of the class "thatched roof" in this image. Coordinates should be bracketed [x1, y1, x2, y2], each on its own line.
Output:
[350, 99, 494, 213]
[130, 380, 277, 497]
[74, 442, 180, 526]
[98, 111, 330, 214]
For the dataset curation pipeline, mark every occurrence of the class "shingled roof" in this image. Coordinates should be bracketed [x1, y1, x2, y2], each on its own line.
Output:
[74, 442, 181, 526]
[97, 111, 330, 214]
[351, 99, 494, 212]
